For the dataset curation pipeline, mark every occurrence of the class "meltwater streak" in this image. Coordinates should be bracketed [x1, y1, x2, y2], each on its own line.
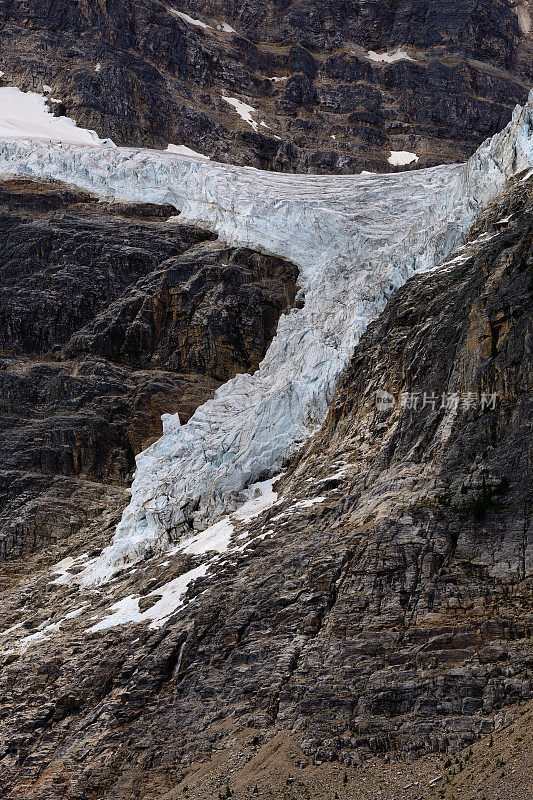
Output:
[1, 92, 531, 582]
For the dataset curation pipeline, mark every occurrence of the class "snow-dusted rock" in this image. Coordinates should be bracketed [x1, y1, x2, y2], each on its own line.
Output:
[0, 92, 531, 582]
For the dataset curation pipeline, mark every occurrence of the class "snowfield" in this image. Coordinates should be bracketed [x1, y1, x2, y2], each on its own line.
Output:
[166, 143, 211, 159]
[0, 86, 115, 145]
[0, 91, 531, 583]
[170, 9, 210, 28]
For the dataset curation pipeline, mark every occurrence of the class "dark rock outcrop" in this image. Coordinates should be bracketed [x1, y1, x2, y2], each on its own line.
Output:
[0, 176, 530, 799]
[0, 0, 531, 172]
[0, 179, 298, 562]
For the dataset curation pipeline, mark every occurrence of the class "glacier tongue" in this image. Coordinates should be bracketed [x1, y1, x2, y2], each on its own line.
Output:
[1, 92, 531, 583]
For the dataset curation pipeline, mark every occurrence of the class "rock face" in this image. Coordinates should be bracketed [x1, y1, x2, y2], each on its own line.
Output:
[0, 179, 298, 563]
[0, 174, 530, 800]
[0, 0, 531, 172]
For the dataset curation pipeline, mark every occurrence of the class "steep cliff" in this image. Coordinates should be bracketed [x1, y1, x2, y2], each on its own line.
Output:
[0, 0, 531, 171]
[0, 8, 531, 795]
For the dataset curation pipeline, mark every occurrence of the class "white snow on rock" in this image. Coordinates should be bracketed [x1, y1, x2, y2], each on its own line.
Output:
[222, 96, 258, 131]
[1, 604, 87, 655]
[388, 150, 419, 166]
[177, 475, 280, 555]
[180, 517, 235, 556]
[0, 622, 23, 637]
[87, 476, 280, 631]
[170, 9, 210, 28]
[89, 564, 208, 631]
[291, 497, 327, 509]
[0, 87, 115, 145]
[367, 50, 413, 64]
[217, 22, 237, 33]
[95, 62, 102, 73]
[513, 2, 531, 34]
[18, 620, 63, 649]
[50, 552, 89, 584]
[0, 92, 531, 584]
[166, 143, 210, 159]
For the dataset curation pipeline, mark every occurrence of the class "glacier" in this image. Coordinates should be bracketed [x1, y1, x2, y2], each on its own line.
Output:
[0, 91, 531, 582]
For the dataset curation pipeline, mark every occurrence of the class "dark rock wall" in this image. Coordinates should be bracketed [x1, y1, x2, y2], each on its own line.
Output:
[0, 0, 530, 172]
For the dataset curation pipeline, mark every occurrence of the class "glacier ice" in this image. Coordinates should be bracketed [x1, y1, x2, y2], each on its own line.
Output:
[0, 91, 531, 583]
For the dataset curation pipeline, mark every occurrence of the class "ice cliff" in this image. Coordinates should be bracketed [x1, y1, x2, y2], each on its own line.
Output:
[0, 92, 531, 581]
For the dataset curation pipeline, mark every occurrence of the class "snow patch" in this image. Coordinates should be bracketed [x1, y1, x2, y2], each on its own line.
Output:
[95, 62, 102, 73]
[51, 552, 89, 584]
[0, 87, 114, 145]
[19, 620, 62, 648]
[180, 517, 234, 556]
[166, 143, 210, 159]
[162, 476, 279, 557]
[513, 2, 531, 34]
[292, 496, 327, 509]
[89, 564, 208, 631]
[0, 622, 23, 637]
[367, 50, 413, 64]
[388, 150, 419, 166]
[222, 96, 258, 131]
[217, 22, 237, 33]
[171, 9, 210, 28]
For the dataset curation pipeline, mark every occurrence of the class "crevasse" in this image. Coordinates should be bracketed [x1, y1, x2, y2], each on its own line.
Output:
[1, 92, 531, 582]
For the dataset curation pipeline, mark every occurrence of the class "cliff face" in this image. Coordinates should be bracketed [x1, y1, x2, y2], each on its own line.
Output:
[0, 179, 297, 563]
[0, 0, 531, 172]
[0, 174, 530, 800]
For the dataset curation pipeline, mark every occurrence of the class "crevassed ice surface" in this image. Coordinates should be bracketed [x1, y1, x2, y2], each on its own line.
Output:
[1, 92, 531, 582]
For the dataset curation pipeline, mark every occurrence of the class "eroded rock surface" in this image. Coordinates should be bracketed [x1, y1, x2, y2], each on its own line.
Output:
[0, 179, 298, 563]
[0, 175, 530, 800]
[0, 0, 531, 171]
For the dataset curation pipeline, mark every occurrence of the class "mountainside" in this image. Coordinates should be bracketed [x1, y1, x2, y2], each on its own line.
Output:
[0, 168, 530, 800]
[0, 0, 531, 171]
[0, 3, 532, 798]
